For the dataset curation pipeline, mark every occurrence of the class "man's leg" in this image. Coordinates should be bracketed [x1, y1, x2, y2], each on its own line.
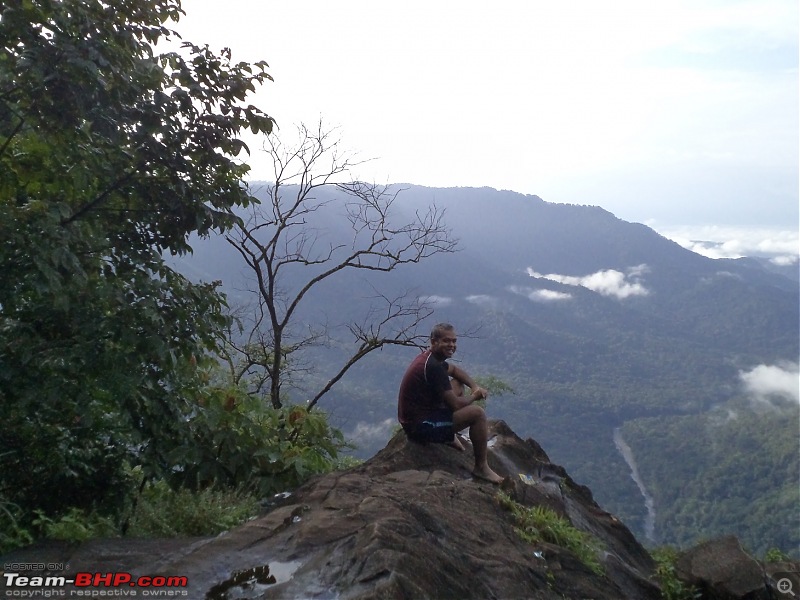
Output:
[452, 404, 503, 484]
[446, 433, 466, 451]
[446, 378, 466, 450]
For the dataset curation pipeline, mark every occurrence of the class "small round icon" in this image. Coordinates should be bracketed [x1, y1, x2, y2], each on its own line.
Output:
[777, 577, 795, 596]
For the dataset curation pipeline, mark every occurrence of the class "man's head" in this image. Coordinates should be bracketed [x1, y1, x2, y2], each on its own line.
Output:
[430, 323, 457, 359]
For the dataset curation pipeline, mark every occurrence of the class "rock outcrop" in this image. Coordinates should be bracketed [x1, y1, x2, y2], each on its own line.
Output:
[1, 421, 660, 598]
[675, 535, 800, 600]
[2, 421, 795, 599]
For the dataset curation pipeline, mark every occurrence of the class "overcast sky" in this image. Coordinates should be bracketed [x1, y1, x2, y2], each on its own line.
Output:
[174, 0, 798, 262]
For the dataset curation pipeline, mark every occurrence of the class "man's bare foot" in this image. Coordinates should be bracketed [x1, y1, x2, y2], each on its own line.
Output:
[446, 434, 465, 452]
[472, 464, 504, 485]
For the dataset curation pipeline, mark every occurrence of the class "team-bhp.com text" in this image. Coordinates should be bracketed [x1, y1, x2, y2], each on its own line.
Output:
[3, 572, 188, 597]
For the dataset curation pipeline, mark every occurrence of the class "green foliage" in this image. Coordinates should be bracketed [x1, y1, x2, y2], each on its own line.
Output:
[473, 375, 515, 397]
[0, 354, 349, 550]
[468, 374, 515, 408]
[650, 547, 701, 600]
[32, 508, 117, 544]
[125, 478, 259, 537]
[168, 371, 350, 497]
[0, 499, 34, 554]
[497, 492, 603, 575]
[0, 0, 273, 524]
[1, 480, 260, 551]
[764, 547, 791, 563]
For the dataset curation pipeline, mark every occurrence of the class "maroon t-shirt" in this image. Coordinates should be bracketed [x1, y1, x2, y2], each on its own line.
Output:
[397, 350, 452, 426]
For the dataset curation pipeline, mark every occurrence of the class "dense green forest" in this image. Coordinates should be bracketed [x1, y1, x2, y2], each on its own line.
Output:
[621, 397, 799, 556]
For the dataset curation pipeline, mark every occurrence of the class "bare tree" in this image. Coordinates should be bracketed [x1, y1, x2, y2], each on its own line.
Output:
[223, 122, 457, 409]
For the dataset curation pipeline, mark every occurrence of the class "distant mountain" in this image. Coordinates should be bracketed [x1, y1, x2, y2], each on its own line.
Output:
[174, 184, 799, 555]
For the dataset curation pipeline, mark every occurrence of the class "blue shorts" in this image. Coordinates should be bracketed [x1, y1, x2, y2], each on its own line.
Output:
[403, 408, 455, 444]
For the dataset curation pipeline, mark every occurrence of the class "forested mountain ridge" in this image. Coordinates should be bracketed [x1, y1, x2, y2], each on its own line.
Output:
[176, 184, 799, 556]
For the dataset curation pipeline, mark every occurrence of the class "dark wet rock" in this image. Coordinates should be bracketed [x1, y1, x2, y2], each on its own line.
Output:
[764, 561, 800, 598]
[4, 421, 794, 599]
[2, 421, 667, 599]
[674, 535, 771, 600]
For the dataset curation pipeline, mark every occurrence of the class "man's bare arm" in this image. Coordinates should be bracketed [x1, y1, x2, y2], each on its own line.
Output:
[443, 389, 470, 411]
[445, 364, 488, 409]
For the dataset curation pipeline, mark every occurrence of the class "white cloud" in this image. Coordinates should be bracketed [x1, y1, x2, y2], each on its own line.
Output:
[508, 285, 572, 302]
[465, 295, 498, 308]
[700, 271, 743, 284]
[659, 225, 799, 264]
[739, 362, 800, 406]
[348, 418, 395, 445]
[420, 295, 452, 307]
[526, 265, 650, 299]
[533, 289, 573, 302]
[708, 404, 740, 427]
[771, 255, 798, 267]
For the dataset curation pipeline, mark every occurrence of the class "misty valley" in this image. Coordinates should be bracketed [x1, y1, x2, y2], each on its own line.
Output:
[175, 184, 799, 557]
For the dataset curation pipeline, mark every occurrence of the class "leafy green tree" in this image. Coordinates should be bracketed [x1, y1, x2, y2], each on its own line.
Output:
[0, 0, 273, 520]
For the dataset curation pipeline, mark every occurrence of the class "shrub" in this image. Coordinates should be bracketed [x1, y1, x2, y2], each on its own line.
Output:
[497, 491, 603, 575]
[764, 547, 791, 563]
[0, 499, 34, 554]
[1, 479, 261, 552]
[32, 508, 117, 543]
[167, 383, 350, 497]
[124, 479, 260, 537]
[650, 547, 701, 600]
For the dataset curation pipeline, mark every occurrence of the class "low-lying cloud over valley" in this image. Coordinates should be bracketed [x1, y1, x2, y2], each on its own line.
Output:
[508, 286, 573, 302]
[659, 225, 799, 265]
[526, 265, 650, 300]
[420, 295, 453, 307]
[739, 361, 800, 407]
[348, 418, 395, 447]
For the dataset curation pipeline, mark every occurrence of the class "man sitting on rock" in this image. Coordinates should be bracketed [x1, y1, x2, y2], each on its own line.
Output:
[398, 322, 504, 484]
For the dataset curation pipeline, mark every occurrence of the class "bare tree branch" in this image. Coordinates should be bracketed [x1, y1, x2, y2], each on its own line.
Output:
[307, 289, 435, 410]
[223, 120, 457, 408]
